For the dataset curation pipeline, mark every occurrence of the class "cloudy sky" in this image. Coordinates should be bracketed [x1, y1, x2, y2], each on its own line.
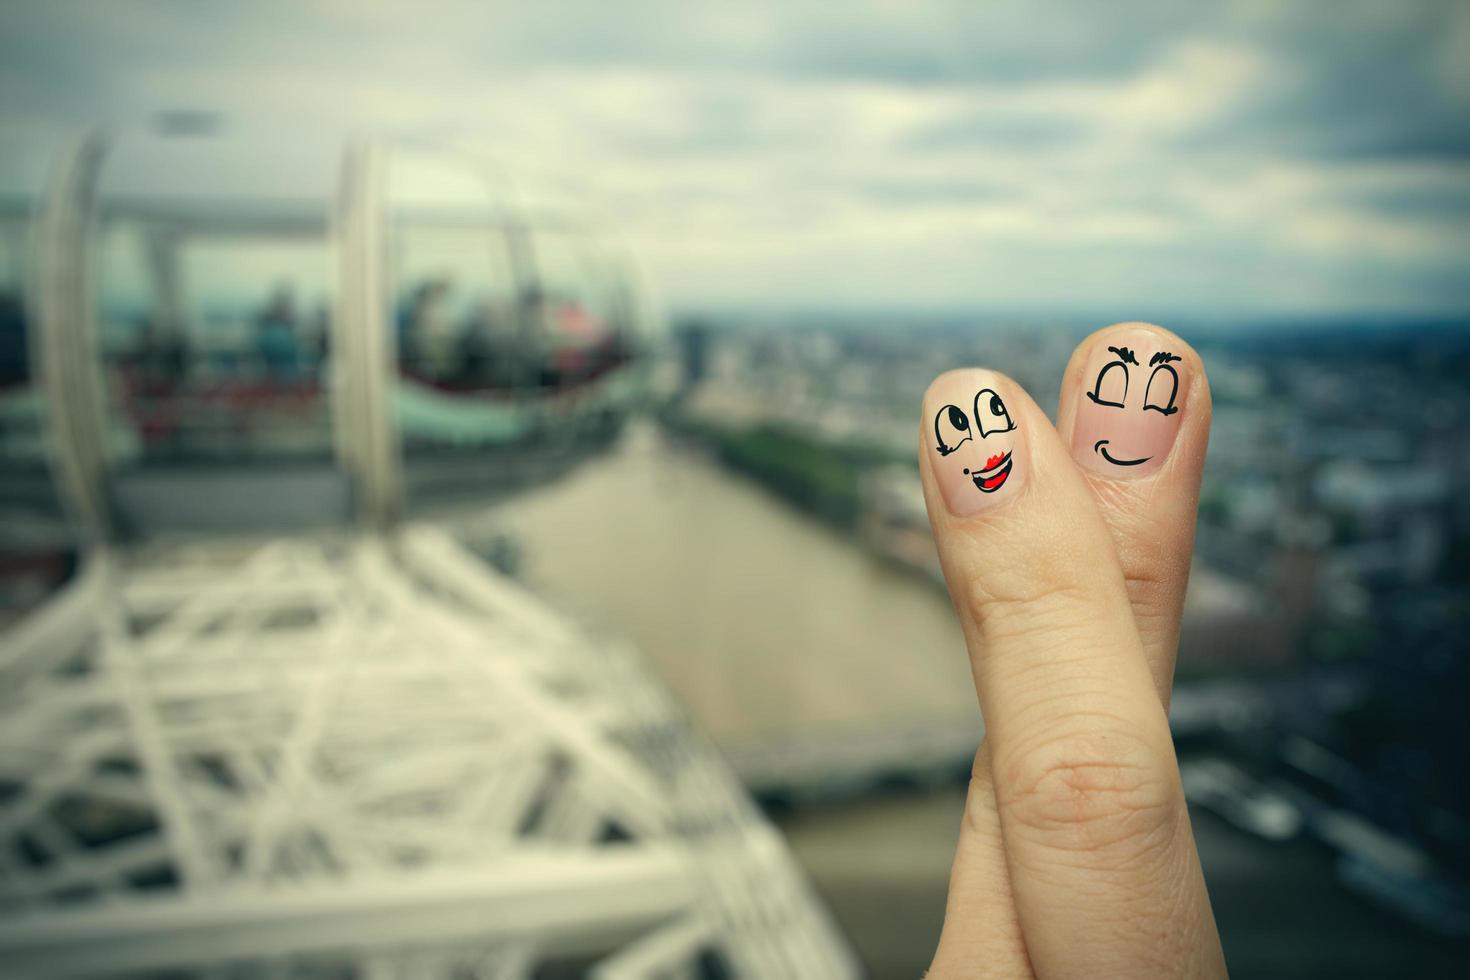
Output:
[2, 0, 1468, 319]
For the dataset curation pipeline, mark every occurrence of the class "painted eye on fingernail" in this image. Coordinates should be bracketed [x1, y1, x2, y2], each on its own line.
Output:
[1144, 360, 1180, 415]
[1089, 360, 1128, 408]
[934, 404, 973, 456]
[973, 388, 1015, 437]
[1088, 346, 1137, 409]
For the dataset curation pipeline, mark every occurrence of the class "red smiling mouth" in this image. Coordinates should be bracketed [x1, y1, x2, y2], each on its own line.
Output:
[968, 450, 1013, 493]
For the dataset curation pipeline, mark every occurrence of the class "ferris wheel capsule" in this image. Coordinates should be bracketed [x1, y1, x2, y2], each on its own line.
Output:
[22, 126, 661, 541]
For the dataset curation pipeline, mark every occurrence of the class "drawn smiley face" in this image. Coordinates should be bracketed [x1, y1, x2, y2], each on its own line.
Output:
[1073, 343, 1183, 474]
[932, 387, 1018, 494]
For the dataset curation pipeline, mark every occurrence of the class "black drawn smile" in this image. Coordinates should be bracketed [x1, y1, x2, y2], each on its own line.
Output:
[1094, 440, 1150, 467]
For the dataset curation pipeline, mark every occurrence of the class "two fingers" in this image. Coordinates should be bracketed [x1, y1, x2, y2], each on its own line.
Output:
[923, 324, 1225, 978]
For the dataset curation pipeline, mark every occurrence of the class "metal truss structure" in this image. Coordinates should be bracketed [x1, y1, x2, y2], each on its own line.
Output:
[0, 524, 859, 978]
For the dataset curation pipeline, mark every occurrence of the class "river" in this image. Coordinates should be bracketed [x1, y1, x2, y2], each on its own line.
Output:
[478, 421, 978, 747]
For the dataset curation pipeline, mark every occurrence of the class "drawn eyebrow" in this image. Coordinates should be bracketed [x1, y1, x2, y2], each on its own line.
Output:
[1150, 351, 1181, 367]
[1108, 346, 1138, 366]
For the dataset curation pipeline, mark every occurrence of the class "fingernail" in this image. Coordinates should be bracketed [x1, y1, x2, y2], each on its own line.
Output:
[1069, 327, 1187, 478]
[923, 370, 1025, 516]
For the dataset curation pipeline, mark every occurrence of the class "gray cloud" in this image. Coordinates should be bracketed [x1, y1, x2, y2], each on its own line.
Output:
[1361, 182, 1470, 218]
[0, 0, 1466, 316]
[903, 114, 1092, 152]
[854, 177, 1007, 206]
[1170, 8, 1470, 164]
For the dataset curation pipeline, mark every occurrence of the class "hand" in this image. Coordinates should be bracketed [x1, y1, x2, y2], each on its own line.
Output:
[919, 323, 1228, 978]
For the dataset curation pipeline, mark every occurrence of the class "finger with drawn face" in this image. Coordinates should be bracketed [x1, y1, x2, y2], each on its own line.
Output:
[1057, 323, 1212, 700]
[926, 372, 1035, 979]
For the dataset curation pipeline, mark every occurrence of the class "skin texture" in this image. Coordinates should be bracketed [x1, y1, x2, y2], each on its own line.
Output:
[921, 323, 1228, 979]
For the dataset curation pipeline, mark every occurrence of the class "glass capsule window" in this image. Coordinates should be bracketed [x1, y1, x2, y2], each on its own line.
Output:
[94, 137, 337, 466]
[385, 148, 651, 494]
